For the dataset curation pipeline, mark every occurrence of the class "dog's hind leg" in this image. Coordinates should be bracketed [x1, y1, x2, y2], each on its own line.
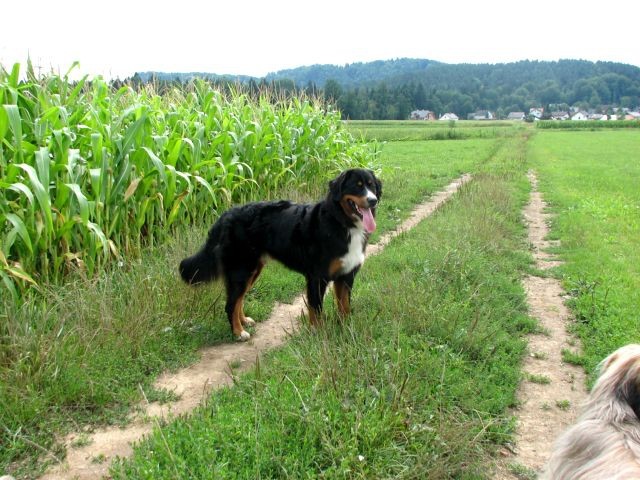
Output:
[306, 277, 329, 326]
[224, 271, 254, 342]
[239, 260, 265, 328]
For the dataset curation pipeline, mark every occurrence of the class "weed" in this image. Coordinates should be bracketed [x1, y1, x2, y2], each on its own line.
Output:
[70, 435, 92, 449]
[561, 349, 586, 366]
[527, 374, 551, 385]
[508, 462, 538, 480]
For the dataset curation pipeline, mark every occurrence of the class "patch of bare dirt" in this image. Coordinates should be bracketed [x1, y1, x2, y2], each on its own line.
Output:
[40, 174, 471, 480]
[495, 171, 587, 479]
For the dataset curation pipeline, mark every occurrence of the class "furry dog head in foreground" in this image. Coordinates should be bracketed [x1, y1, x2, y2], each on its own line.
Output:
[541, 344, 640, 479]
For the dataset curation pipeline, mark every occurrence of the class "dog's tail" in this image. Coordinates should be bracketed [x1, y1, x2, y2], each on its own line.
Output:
[179, 224, 223, 285]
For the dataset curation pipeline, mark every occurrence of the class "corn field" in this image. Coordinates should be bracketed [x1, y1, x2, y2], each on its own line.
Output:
[0, 62, 376, 299]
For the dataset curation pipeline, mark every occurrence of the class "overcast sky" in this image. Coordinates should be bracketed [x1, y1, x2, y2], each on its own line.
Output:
[2, 0, 639, 80]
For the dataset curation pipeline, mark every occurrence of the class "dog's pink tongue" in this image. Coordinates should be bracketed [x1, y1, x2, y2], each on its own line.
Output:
[362, 207, 376, 233]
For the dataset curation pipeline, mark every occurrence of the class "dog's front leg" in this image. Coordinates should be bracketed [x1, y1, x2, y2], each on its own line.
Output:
[333, 268, 358, 319]
[306, 277, 328, 326]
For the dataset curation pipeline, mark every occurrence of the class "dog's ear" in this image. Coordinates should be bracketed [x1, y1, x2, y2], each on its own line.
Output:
[329, 171, 348, 202]
[618, 360, 640, 420]
[627, 382, 640, 421]
[369, 169, 382, 199]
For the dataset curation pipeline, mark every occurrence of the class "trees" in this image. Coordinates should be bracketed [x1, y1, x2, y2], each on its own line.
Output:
[128, 59, 640, 120]
[323, 79, 343, 104]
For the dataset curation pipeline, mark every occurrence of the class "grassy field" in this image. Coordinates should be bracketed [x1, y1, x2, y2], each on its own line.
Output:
[1, 123, 509, 476]
[371, 137, 500, 239]
[1, 67, 371, 475]
[110, 132, 534, 478]
[528, 130, 640, 383]
[346, 120, 525, 142]
[7, 115, 639, 478]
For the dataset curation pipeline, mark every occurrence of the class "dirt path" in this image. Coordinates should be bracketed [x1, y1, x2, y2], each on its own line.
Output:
[496, 171, 587, 478]
[40, 174, 471, 480]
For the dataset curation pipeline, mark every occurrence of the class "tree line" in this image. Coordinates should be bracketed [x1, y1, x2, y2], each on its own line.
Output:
[129, 59, 640, 120]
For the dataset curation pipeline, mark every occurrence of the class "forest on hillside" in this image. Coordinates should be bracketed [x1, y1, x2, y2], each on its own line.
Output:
[132, 58, 640, 120]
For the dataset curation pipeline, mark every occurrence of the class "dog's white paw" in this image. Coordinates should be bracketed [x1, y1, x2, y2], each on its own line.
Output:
[242, 317, 256, 327]
[235, 330, 251, 342]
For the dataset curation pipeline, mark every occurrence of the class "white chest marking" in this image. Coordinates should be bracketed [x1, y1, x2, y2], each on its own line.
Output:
[339, 228, 366, 275]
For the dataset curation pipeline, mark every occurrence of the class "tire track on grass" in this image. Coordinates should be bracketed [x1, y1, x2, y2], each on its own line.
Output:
[40, 174, 471, 480]
[496, 171, 587, 478]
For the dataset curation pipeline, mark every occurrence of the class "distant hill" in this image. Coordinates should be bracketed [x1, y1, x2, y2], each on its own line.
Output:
[132, 58, 640, 120]
[264, 58, 439, 88]
[264, 57, 640, 90]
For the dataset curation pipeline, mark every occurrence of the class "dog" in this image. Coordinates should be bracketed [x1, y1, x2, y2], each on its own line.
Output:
[541, 344, 640, 479]
[179, 168, 382, 341]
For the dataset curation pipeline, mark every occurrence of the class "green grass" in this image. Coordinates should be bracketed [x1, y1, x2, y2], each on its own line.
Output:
[111, 134, 534, 478]
[529, 130, 640, 383]
[346, 119, 526, 142]
[507, 462, 537, 480]
[527, 374, 551, 385]
[0, 132, 499, 476]
[371, 137, 500, 240]
[536, 120, 640, 129]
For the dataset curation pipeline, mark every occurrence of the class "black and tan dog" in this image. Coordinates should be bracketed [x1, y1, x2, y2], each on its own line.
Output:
[179, 168, 382, 341]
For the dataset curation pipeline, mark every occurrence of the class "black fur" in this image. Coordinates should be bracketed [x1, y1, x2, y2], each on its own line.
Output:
[179, 168, 382, 340]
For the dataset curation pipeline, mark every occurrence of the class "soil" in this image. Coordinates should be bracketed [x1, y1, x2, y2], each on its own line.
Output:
[495, 171, 587, 478]
[40, 174, 472, 480]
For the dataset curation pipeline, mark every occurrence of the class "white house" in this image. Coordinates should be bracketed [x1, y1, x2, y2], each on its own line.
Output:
[571, 112, 589, 121]
[507, 112, 526, 121]
[439, 113, 459, 121]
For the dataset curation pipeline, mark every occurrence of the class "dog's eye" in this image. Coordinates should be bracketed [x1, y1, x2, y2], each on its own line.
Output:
[367, 180, 372, 186]
[357, 181, 363, 187]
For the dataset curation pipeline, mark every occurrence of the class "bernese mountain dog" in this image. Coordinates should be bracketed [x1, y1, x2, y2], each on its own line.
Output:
[179, 168, 382, 341]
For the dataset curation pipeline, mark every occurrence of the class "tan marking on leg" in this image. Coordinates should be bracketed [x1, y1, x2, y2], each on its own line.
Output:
[239, 262, 265, 327]
[333, 281, 351, 318]
[231, 297, 247, 339]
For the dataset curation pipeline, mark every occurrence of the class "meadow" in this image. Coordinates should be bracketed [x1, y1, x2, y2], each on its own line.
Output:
[528, 130, 640, 383]
[112, 132, 535, 479]
[346, 120, 522, 142]
[1, 66, 526, 477]
[1, 64, 371, 474]
[109, 126, 640, 478]
[2, 64, 639, 478]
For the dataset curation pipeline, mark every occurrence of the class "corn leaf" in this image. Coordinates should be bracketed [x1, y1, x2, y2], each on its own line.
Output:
[4, 213, 33, 254]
